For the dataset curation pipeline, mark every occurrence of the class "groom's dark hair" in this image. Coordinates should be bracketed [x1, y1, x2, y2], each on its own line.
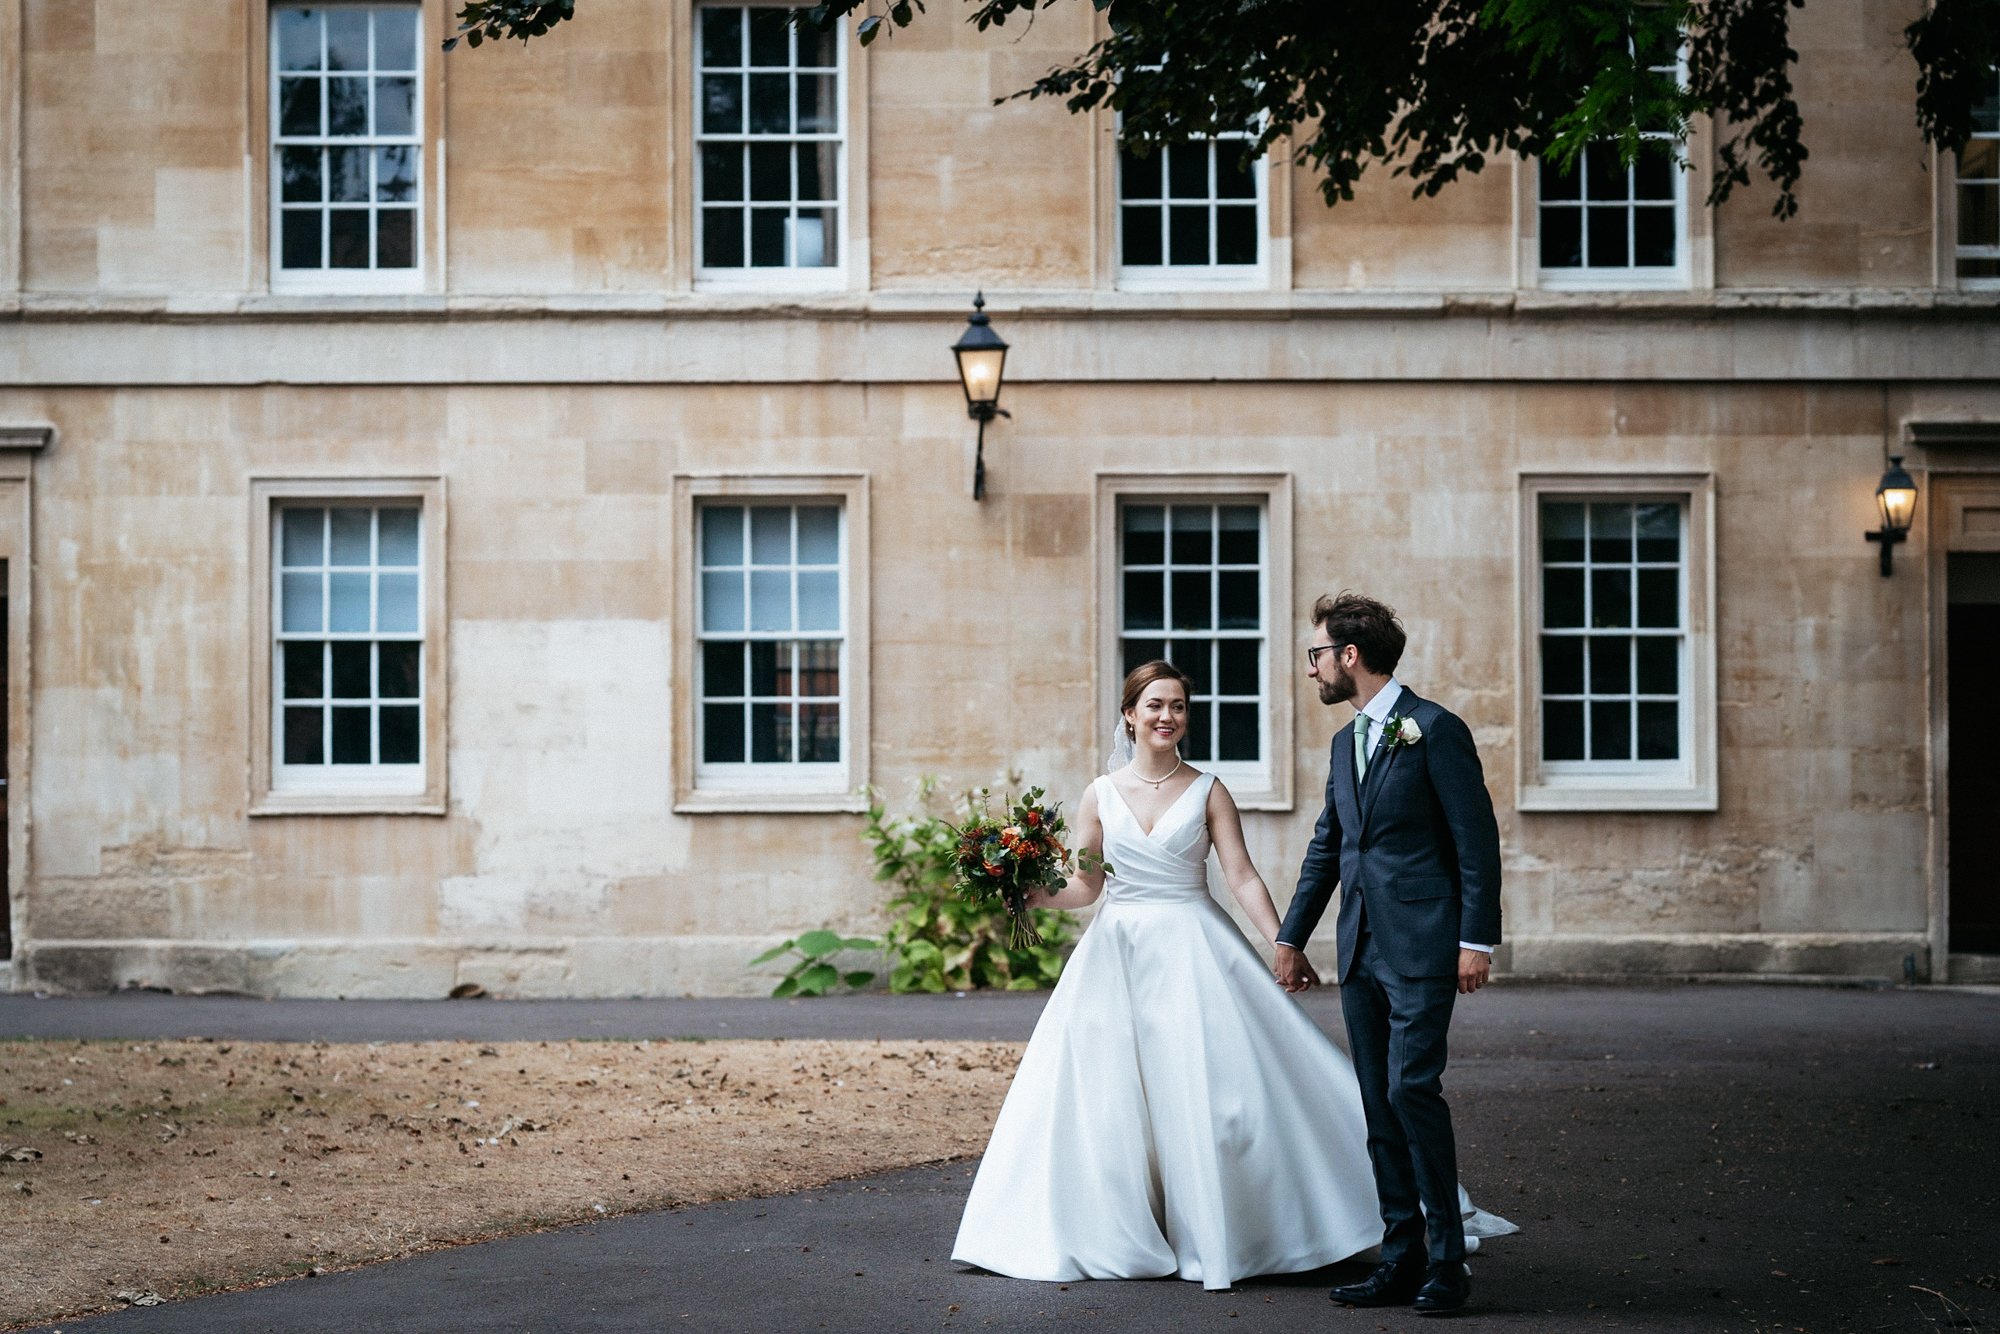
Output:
[1313, 592, 1406, 676]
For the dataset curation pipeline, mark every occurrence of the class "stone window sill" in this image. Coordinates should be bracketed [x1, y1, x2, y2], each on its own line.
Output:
[1517, 783, 1717, 813]
[250, 797, 447, 817]
[673, 792, 869, 815]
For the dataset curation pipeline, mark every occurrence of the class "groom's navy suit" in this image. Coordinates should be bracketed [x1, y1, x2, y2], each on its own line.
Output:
[1278, 687, 1502, 1271]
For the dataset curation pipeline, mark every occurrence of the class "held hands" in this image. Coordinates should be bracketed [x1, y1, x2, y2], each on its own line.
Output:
[1457, 947, 1492, 995]
[1274, 943, 1320, 993]
[1275, 944, 1487, 993]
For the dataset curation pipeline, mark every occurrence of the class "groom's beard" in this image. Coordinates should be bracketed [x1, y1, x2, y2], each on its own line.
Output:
[1317, 662, 1357, 706]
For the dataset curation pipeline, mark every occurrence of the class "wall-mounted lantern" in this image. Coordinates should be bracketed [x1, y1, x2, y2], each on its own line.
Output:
[951, 292, 1010, 501]
[1865, 454, 1918, 576]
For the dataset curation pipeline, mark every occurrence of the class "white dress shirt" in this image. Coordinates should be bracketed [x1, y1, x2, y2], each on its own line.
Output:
[1354, 678, 1405, 768]
[1354, 679, 1493, 956]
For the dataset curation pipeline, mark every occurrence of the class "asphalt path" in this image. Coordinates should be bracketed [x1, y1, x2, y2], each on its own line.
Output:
[13, 984, 1999, 1334]
[0, 990, 1067, 1044]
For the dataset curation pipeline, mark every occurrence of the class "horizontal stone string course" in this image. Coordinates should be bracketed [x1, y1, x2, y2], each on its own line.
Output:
[3, 310, 1995, 386]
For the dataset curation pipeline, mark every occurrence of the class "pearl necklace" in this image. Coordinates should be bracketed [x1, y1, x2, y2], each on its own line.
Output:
[1131, 756, 1185, 790]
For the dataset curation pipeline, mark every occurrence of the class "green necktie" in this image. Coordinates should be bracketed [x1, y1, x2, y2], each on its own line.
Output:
[1354, 714, 1371, 785]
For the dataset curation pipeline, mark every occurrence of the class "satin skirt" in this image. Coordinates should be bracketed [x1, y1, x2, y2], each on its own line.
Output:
[952, 893, 1391, 1290]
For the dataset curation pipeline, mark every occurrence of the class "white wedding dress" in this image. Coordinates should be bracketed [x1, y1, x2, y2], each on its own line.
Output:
[952, 771, 1516, 1291]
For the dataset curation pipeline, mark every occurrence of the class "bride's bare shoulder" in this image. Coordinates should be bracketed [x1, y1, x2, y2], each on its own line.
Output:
[1203, 771, 1238, 811]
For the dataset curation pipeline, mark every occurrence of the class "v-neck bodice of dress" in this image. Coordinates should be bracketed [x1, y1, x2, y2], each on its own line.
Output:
[1096, 771, 1215, 904]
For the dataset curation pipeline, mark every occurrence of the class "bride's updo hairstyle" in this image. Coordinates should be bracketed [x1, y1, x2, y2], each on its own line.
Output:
[1119, 660, 1195, 741]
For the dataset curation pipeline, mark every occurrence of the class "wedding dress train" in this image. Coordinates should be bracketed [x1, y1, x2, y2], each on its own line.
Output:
[951, 771, 1516, 1291]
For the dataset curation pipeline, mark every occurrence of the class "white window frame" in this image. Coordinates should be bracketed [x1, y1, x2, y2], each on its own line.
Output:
[692, 2, 849, 293]
[1537, 499, 1689, 777]
[1115, 130, 1271, 292]
[272, 502, 425, 791]
[1097, 472, 1293, 810]
[1535, 45, 1689, 291]
[673, 474, 870, 812]
[1516, 472, 1715, 812]
[694, 502, 846, 785]
[1953, 65, 2000, 289]
[268, 2, 427, 295]
[248, 476, 447, 816]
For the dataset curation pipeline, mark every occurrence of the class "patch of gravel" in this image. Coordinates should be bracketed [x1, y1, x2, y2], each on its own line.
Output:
[0, 1037, 1022, 1329]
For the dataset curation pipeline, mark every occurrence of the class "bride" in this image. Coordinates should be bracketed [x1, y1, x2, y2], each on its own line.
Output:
[951, 660, 1514, 1292]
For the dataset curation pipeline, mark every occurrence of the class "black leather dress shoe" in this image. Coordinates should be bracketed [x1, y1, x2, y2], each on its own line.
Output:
[1413, 1263, 1471, 1315]
[1329, 1260, 1425, 1307]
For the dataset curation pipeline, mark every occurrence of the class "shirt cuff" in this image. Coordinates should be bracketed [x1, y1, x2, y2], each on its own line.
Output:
[1459, 941, 1494, 953]
[1275, 939, 1304, 951]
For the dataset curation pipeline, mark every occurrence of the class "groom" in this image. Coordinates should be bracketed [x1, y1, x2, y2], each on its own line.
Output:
[1274, 592, 1502, 1316]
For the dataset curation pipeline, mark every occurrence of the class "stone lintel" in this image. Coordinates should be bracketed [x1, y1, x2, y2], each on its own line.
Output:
[1906, 421, 2000, 449]
[0, 423, 52, 450]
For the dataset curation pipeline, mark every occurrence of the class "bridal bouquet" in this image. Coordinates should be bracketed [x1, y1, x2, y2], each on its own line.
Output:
[951, 787, 1108, 948]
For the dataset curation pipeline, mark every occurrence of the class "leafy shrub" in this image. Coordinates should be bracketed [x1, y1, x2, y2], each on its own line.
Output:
[748, 930, 879, 998]
[863, 778, 1077, 993]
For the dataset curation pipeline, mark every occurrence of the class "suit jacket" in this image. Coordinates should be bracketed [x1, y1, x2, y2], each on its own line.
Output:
[1277, 689, 1502, 982]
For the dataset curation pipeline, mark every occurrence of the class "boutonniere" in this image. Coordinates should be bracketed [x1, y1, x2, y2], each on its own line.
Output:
[1381, 715, 1423, 749]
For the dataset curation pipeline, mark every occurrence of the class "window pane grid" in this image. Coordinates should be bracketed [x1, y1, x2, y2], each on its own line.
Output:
[1956, 66, 2000, 281]
[1119, 133, 1261, 269]
[697, 503, 845, 766]
[695, 5, 842, 271]
[1118, 502, 1265, 765]
[275, 503, 423, 769]
[1539, 499, 1685, 764]
[1538, 49, 1681, 274]
[272, 5, 422, 274]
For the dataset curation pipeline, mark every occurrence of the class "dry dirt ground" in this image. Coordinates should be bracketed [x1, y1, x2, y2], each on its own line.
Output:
[0, 1037, 1022, 1330]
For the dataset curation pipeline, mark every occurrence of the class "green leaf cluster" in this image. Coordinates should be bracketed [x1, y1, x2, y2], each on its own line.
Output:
[1908, 0, 2000, 158]
[445, 1, 576, 52]
[865, 777, 1076, 993]
[747, 928, 879, 998]
[849, 1, 924, 48]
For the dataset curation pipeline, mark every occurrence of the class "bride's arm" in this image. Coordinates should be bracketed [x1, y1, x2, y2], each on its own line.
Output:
[1207, 780, 1286, 945]
[1023, 782, 1106, 912]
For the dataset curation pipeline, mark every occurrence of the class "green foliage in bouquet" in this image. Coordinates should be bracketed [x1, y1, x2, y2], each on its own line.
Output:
[863, 778, 1077, 993]
[747, 929, 879, 998]
[948, 785, 1107, 949]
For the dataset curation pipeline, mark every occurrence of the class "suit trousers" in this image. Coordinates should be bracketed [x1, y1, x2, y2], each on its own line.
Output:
[1341, 920, 1465, 1269]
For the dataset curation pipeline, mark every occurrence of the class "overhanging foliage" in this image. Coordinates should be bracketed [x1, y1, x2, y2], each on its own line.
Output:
[445, 0, 2000, 220]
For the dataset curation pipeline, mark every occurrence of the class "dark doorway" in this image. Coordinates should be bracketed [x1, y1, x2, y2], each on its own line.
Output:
[1948, 553, 2000, 955]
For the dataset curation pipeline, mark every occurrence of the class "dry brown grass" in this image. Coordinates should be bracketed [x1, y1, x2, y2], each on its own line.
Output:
[0, 1036, 1023, 1329]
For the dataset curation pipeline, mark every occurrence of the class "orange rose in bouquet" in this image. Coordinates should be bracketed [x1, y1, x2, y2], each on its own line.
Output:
[951, 787, 1109, 948]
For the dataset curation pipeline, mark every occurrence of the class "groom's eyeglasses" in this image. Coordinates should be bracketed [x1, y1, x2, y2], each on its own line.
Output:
[1306, 643, 1347, 668]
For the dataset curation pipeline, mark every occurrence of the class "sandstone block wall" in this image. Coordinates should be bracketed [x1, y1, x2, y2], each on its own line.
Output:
[8, 0, 1955, 298]
[0, 0, 1992, 994]
[2, 372, 1981, 995]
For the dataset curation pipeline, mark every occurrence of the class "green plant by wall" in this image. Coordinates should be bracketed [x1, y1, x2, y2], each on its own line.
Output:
[748, 930, 879, 998]
[863, 777, 1077, 993]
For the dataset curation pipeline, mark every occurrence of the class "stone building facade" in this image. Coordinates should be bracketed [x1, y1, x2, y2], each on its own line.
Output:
[1, 0, 1996, 996]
